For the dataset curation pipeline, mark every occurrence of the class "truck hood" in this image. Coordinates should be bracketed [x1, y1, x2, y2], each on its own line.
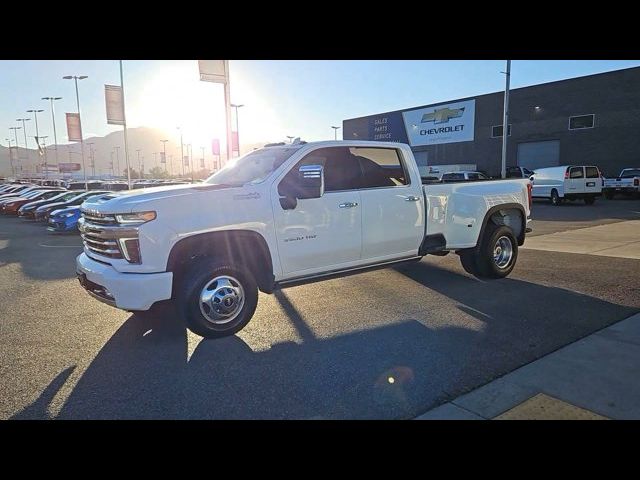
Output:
[80, 183, 236, 214]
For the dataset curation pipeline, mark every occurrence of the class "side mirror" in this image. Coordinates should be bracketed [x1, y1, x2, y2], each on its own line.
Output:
[295, 164, 324, 199]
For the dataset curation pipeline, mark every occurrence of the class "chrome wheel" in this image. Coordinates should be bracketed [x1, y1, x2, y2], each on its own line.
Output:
[493, 236, 513, 269]
[199, 275, 245, 324]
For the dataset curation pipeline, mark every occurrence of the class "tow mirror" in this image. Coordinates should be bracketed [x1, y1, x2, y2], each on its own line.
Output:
[296, 164, 324, 199]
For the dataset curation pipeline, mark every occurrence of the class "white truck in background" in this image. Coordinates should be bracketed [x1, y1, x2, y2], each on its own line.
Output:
[602, 168, 640, 199]
[76, 141, 532, 339]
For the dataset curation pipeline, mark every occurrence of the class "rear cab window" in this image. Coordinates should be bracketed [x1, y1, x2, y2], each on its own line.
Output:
[585, 166, 600, 179]
[569, 167, 584, 179]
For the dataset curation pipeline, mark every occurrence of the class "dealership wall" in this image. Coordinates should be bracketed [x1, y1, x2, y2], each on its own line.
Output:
[343, 66, 640, 177]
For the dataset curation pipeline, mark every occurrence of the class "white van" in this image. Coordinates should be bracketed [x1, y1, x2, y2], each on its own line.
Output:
[531, 165, 603, 205]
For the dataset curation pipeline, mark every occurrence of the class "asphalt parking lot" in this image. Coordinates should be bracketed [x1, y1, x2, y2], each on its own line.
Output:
[1, 199, 639, 419]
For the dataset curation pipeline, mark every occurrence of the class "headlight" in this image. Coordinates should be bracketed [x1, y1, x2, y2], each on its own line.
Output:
[114, 211, 156, 224]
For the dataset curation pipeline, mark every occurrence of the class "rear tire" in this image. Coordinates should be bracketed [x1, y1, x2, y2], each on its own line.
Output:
[177, 259, 258, 339]
[584, 196, 595, 205]
[550, 189, 561, 206]
[459, 224, 518, 279]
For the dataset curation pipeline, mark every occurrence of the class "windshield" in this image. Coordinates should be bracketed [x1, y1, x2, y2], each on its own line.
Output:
[205, 146, 303, 187]
[621, 169, 640, 178]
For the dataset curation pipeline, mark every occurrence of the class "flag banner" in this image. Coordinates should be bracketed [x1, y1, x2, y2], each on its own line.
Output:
[160, 152, 166, 164]
[200, 158, 205, 168]
[66, 113, 82, 142]
[184, 156, 189, 166]
[198, 60, 228, 84]
[105, 85, 125, 125]
[231, 131, 239, 152]
[35, 137, 44, 157]
[212, 138, 220, 156]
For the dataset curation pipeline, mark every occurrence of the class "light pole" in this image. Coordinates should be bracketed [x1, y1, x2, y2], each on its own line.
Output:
[16, 118, 30, 162]
[331, 126, 341, 140]
[27, 109, 44, 146]
[177, 126, 184, 177]
[42, 97, 62, 166]
[136, 149, 142, 178]
[62, 75, 88, 189]
[5, 137, 14, 176]
[9, 126, 21, 177]
[110, 151, 114, 177]
[230, 103, 244, 157]
[286, 136, 294, 143]
[500, 60, 511, 179]
[114, 146, 121, 177]
[87, 142, 95, 177]
[160, 139, 168, 173]
[200, 146, 205, 172]
[39, 135, 48, 176]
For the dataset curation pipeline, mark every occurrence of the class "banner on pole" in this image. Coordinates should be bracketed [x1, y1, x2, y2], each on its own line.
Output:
[66, 113, 82, 142]
[198, 60, 228, 84]
[212, 138, 220, 156]
[160, 152, 166, 164]
[105, 85, 125, 125]
[35, 137, 44, 157]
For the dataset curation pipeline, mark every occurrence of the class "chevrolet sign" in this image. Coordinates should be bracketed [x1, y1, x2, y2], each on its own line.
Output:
[402, 99, 475, 146]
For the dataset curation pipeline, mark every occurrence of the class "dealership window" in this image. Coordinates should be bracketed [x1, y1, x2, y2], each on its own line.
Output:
[491, 124, 511, 138]
[350, 147, 408, 188]
[569, 114, 595, 130]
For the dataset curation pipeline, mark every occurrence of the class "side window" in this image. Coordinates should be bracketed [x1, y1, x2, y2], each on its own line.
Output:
[585, 166, 599, 178]
[467, 173, 480, 180]
[569, 167, 584, 179]
[351, 147, 408, 189]
[278, 147, 362, 196]
[506, 167, 518, 178]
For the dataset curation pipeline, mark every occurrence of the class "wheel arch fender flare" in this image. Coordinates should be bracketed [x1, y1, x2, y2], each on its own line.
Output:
[477, 203, 526, 247]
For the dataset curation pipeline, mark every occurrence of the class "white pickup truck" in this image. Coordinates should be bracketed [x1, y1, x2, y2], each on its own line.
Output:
[76, 141, 532, 338]
[602, 168, 640, 199]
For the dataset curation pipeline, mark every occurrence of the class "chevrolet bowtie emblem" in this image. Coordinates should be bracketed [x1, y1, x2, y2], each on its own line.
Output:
[421, 107, 465, 124]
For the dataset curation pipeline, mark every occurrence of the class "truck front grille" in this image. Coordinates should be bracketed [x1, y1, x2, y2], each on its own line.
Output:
[79, 210, 139, 261]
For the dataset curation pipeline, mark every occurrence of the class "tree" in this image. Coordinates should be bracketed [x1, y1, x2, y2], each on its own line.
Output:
[148, 166, 168, 179]
[123, 166, 140, 179]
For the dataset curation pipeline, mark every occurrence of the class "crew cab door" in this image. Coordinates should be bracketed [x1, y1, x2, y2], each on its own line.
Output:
[271, 147, 362, 276]
[567, 166, 586, 193]
[354, 147, 424, 260]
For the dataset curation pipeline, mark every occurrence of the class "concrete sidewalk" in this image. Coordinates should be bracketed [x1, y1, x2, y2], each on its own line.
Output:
[416, 312, 640, 420]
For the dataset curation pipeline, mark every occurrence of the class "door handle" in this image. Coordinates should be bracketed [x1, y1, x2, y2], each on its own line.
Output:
[339, 202, 358, 208]
[404, 196, 420, 202]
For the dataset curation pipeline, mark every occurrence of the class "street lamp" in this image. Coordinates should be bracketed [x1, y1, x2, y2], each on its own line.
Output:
[286, 136, 294, 143]
[5, 137, 14, 176]
[331, 126, 341, 140]
[177, 126, 185, 177]
[63, 75, 88, 188]
[39, 135, 49, 175]
[16, 118, 31, 162]
[42, 96, 62, 166]
[160, 139, 168, 173]
[9, 126, 22, 177]
[114, 146, 120, 177]
[230, 103, 244, 157]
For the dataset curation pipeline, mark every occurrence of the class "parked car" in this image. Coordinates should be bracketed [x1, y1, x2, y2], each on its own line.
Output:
[602, 168, 640, 199]
[47, 206, 83, 233]
[0, 184, 35, 199]
[441, 171, 491, 183]
[66, 180, 105, 190]
[1, 190, 65, 215]
[77, 140, 532, 339]
[101, 181, 130, 191]
[34, 190, 109, 221]
[18, 190, 85, 219]
[0, 188, 58, 207]
[530, 165, 603, 205]
[506, 166, 535, 179]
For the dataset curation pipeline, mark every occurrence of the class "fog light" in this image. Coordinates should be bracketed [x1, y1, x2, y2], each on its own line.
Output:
[118, 238, 141, 263]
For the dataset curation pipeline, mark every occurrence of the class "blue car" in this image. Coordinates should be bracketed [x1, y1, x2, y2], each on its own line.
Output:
[47, 205, 82, 233]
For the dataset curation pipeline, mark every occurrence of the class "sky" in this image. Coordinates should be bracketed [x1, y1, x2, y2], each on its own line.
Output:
[1, 60, 639, 153]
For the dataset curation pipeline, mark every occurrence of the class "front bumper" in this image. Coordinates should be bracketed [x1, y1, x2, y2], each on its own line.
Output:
[76, 252, 173, 311]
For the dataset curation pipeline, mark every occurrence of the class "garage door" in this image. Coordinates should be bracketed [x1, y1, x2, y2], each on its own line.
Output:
[517, 140, 560, 171]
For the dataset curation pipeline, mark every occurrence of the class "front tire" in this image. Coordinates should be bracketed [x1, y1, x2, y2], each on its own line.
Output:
[177, 259, 258, 339]
[550, 189, 561, 206]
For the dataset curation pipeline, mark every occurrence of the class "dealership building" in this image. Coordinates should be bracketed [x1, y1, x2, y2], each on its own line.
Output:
[342, 66, 640, 177]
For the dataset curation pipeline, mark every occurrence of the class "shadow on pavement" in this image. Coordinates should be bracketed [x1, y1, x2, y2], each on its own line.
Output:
[10, 366, 77, 420]
[0, 217, 82, 281]
[20, 261, 630, 420]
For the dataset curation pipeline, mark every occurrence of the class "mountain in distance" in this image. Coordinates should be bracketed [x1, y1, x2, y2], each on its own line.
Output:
[0, 127, 270, 178]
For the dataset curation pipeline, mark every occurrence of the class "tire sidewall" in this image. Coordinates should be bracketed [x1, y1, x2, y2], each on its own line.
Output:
[179, 260, 258, 338]
[551, 189, 560, 205]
